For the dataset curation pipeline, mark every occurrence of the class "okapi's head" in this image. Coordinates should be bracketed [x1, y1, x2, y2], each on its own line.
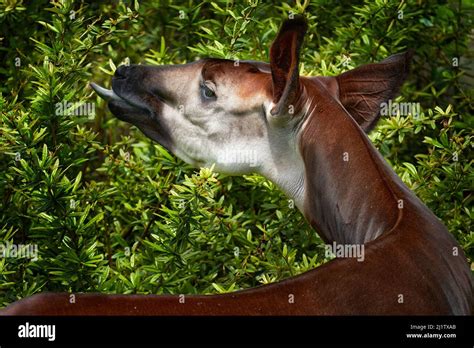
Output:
[91, 16, 411, 208]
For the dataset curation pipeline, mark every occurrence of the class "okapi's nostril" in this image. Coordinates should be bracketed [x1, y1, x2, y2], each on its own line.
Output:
[115, 65, 129, 79]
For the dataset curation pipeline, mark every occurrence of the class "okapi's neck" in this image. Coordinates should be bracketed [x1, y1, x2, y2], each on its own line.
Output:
[297, 79, 402, 245]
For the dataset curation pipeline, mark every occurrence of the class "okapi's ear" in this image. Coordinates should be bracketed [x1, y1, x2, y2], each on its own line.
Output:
[336, 51, 413, 132]
[269, 16, 308, 116]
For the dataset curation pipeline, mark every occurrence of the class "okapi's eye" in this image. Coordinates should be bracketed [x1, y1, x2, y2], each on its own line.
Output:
[201, 83, 216, 100]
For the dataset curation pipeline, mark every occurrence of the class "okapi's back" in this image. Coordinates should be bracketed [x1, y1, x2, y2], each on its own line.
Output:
[2, 211, 470, 316]
[368, 139, 473, 315]
[388, 198, 473, 315]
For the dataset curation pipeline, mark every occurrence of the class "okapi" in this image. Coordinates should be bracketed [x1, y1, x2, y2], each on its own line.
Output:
[1, 16, 472, 315]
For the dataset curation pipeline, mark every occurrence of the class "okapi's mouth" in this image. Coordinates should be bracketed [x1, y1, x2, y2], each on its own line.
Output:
[90, 82, 151, 124]
[90, 81, 173, 150]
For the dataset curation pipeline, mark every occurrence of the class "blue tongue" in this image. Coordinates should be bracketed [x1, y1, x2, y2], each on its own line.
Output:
[90, 82, 120, 101]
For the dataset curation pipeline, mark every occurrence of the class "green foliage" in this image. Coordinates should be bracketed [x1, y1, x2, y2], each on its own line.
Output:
[0, 0, 472, 307]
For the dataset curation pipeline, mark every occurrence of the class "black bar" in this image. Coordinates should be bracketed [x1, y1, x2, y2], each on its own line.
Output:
[0, 316, 472, 346]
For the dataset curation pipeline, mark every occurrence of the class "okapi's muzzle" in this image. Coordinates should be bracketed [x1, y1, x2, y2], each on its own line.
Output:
[91, 64, 174, 150]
